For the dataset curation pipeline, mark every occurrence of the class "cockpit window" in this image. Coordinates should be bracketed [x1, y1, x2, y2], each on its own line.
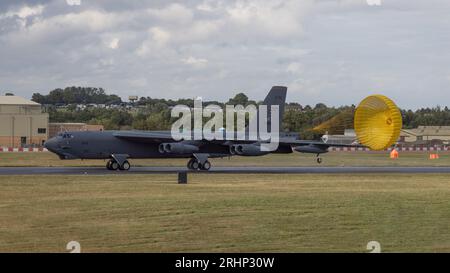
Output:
[57, 132, 74, 139]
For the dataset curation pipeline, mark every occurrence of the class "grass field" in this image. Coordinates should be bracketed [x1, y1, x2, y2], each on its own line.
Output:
[0, 173, 449, 252]
[1, 151, 450, 167]
[0, 152, 449, 252]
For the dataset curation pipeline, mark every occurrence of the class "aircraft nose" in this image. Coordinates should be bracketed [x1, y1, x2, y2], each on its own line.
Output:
[44, 138, 58, 152]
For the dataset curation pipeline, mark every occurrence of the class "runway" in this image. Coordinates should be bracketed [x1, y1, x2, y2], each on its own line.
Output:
[1, 166, 450, 175]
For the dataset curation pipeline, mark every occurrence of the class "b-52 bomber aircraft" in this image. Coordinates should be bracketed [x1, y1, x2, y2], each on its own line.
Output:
[45, 86, 402, 171]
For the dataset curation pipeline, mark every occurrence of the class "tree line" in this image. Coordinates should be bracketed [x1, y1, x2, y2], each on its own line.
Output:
[37, 87, 450, 138]
[32, 87, 122, 105]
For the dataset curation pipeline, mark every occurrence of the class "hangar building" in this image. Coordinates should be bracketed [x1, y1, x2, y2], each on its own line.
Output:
[400, 126, 450, 145]
[0, 95, 49, 147]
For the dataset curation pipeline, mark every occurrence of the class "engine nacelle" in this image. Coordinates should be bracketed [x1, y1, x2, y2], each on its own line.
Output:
[159, 143, 199, 154]
[231, 144, 269, 156]
[294, 145, 328, 154]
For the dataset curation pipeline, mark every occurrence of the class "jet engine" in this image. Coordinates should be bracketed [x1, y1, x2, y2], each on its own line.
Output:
[159, 143, 199, 154]
[230, 144, 269, 156]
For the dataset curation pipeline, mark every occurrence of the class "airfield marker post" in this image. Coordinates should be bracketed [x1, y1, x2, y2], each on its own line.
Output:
[178, 172, 188, 184]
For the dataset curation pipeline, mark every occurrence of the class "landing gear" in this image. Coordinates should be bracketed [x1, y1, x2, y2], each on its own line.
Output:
[187, 158, 198, 170]
[316, 154, 323, 164]
[110, 160, 120, 170]
[106, 158, 130, 171]
[120, 160, 131, 171]
[187, 158, 211, 171]
[202, 160, 211, 171]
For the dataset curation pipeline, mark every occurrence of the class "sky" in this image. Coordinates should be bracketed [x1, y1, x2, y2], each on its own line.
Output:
[1, 0, 450, 109]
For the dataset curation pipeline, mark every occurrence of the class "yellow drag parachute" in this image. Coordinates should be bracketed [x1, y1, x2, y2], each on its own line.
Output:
[354, 95, 402, 151]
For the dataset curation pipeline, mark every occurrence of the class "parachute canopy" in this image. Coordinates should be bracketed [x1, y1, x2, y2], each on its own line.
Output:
[354, 95, 402, 151]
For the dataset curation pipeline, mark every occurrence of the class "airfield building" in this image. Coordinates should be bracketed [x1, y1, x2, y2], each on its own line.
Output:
[400, 126, 450, 145]
[48, 123, 104, 138]
[0, 95, 49, 147]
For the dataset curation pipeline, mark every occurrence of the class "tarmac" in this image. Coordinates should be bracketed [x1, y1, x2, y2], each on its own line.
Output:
[0, 166, 450, 175]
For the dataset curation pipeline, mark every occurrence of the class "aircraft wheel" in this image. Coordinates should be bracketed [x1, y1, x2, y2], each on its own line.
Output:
[110, 161, 119, 170]
[201, 161, 211, 171]
[120, 160, 131, 171]
[191, 160, 200, 170]
[317, 157, 322, 164]
[187, 158, 195, 170]
[106, 160, 113, 170]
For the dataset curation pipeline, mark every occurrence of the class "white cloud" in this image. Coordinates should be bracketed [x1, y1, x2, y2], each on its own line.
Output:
[136, 27, 172, 56]
[180, 20, 223, 43]
[66, 0, 82, 6]
[1, 0, 450, 108]
[181, 56, 209, 68]
[366, 0, 382, 6]
[197, 2, 215, 12]
[286, 62, 303, 75]
[108, 38, 120, 49]
[147, 3, 193, 25]
[150, 27, 171, 46]
[225, 0, 313, 38]
[2, 10, 124, 45]
[1, 5, 44, 19]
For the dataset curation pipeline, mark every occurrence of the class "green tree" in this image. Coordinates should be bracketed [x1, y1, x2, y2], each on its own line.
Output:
[227, 93, 249, 106]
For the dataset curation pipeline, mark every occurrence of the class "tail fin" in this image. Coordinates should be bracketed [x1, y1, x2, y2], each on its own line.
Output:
[246, 86, 287, 133]
[263, 86, 287, 129]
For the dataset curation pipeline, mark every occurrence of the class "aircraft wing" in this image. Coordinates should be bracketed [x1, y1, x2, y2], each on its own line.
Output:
[113, 131, 175, 143]
[113, 131, 365, 148]
[278, 138, 365, 148]
[113, 130, 271, 145]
